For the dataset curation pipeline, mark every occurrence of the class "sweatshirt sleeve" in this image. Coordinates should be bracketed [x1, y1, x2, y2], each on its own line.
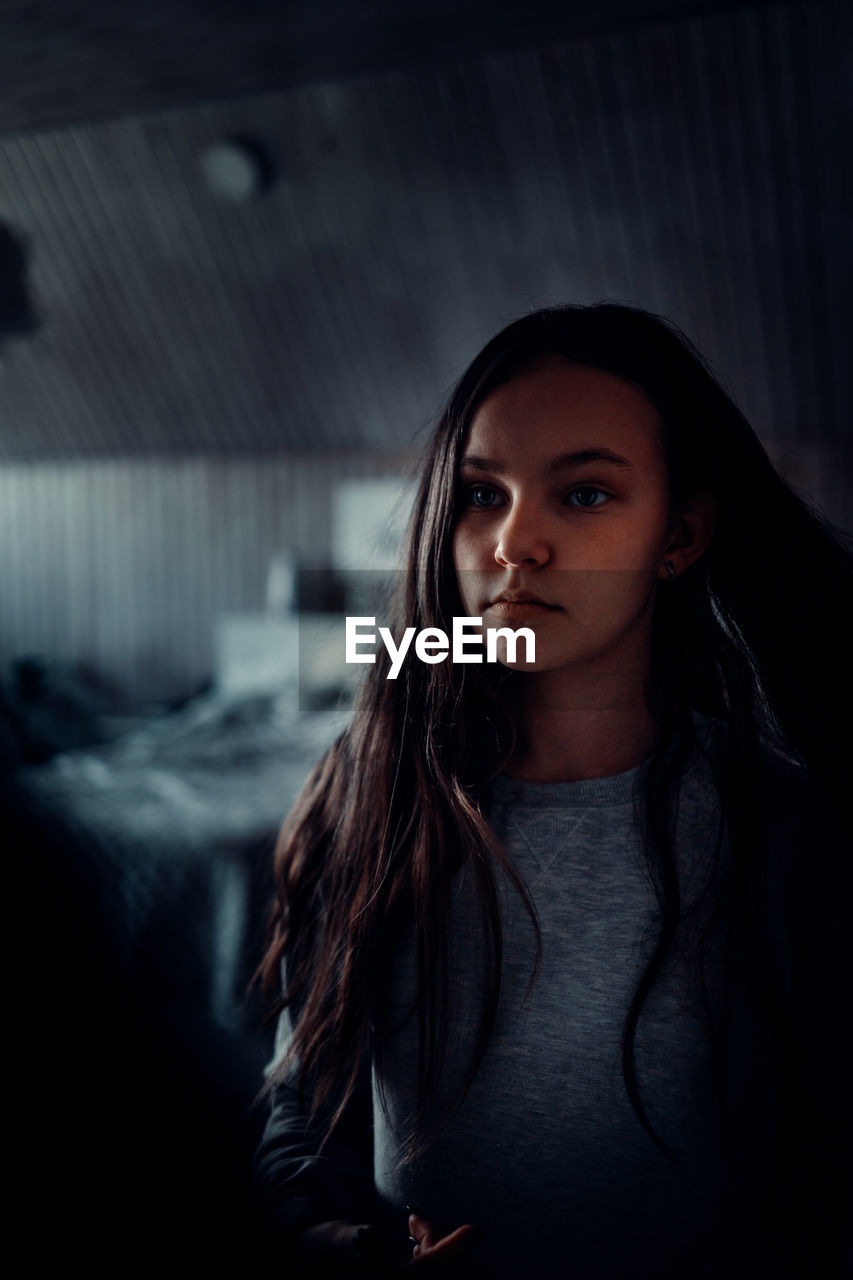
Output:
[253, 1003, 376, 1242]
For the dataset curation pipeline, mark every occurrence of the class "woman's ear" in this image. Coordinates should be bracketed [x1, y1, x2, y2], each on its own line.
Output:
[659, 491, 719, 581]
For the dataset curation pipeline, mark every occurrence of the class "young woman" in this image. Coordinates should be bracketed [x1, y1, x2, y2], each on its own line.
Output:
[255, 305, 852, 1278]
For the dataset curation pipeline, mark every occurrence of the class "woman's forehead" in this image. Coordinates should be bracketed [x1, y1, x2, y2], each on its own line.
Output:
[464, 360, 665, 467]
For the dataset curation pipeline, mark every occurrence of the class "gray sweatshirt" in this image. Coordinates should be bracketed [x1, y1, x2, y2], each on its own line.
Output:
[255, 738, 849, 1277]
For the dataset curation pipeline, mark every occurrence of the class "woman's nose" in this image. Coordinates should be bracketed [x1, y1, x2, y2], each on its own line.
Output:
[494, 502, 551, 569]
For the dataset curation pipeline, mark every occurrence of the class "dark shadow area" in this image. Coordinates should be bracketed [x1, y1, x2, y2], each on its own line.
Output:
[0, 222, 38, 341]
[6, 775, 274, 1271]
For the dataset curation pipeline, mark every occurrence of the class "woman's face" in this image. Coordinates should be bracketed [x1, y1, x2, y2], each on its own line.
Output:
[451, 359, 679, 686]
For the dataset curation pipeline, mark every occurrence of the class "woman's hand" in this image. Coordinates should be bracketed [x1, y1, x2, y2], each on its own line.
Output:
[291, 1212, 481, 1276]
[406, 1212, 481, 1272]
[292, 1220, 395, 1277]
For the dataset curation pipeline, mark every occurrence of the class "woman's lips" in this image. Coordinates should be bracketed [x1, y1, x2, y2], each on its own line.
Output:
[486, 599, 560, 620]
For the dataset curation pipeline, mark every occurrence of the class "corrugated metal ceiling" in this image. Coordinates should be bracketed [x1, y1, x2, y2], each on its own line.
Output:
[0, 0, 849, 503]
[0, 1, 767, 138]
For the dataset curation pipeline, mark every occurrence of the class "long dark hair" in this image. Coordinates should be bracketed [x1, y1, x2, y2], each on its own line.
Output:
[260, 303, 853, 1163]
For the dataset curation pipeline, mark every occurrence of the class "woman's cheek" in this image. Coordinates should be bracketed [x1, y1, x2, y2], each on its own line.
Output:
[452, 524, 482, 574]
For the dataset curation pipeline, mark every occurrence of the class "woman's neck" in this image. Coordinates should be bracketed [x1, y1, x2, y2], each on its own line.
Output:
[503, 664, 658, 784]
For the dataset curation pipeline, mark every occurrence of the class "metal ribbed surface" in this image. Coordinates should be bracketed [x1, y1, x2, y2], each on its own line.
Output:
[0, 2, 847, 505]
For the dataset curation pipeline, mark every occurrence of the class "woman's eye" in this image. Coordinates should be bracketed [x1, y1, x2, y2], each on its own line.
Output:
[565, 486, 611, 509]
[466, 484, 504, 508]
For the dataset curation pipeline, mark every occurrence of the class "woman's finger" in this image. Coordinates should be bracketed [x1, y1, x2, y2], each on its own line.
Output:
[408, 1212, 439, 1250]
[406, 1220, 481, 1270]
[420, 1223, 479, 1258]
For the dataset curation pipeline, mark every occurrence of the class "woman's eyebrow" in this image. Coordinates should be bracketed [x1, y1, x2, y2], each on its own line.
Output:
[458, 454, 502, 472]
[545, 448, 634, 473]
[459, 448, 634, 473]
